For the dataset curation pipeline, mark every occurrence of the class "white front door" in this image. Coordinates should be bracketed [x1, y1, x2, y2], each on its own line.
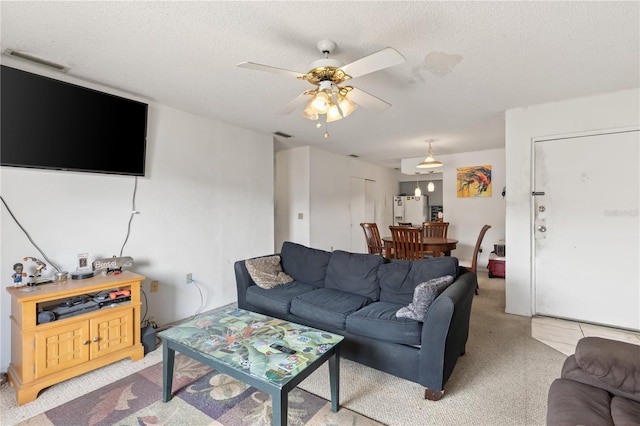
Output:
[533, 129, 639, 329]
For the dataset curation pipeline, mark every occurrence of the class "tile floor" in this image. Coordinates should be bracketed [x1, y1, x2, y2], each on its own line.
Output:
[531, 315, 640, 355]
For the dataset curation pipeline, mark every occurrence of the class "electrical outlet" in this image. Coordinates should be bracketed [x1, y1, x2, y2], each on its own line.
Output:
[150, 280, 159, 292]
[186, 273, 193, 284]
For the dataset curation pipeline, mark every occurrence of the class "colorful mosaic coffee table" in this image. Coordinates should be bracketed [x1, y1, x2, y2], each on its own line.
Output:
[159, 307, 344, 426]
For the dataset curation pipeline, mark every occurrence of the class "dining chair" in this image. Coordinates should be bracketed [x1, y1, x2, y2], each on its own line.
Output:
[459, 224, 491, 294]
[421, 221, 450, 257]
[422, 222, 449, 238]
[389, 226, 425, 260]
[360, 223, 384, 256]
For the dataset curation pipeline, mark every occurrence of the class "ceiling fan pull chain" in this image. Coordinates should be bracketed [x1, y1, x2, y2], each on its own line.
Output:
[324, 116, 330, 138]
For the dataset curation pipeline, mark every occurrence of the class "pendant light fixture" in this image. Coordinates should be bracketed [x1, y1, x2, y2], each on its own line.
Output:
[427, 181, 435, 192]
[414, 172, 422, 197]
[417, 140, 443, 168]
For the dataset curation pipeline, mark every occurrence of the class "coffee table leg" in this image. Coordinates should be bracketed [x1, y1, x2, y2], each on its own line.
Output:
[162, 343, 175, 402]
[329, 348, 340, 412]
[272, 391, 287, 426]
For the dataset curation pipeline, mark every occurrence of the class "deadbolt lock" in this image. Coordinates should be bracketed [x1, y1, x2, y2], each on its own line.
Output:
[538, 206, 546, 212]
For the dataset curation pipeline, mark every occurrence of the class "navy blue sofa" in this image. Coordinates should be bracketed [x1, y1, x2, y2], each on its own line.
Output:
[234, 241, 477, 400]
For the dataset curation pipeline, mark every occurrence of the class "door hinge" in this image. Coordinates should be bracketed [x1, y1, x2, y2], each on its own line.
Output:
[532, 191, 546, 196]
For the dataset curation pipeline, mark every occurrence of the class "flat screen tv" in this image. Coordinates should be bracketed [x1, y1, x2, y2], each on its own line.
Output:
[1, 65, 148, 176]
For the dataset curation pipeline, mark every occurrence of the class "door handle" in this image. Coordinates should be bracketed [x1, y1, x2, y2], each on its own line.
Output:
[92, 337, 100, 343]
[537, 225, 547, 232]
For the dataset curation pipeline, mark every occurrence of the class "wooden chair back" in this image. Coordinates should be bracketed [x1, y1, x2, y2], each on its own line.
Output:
[360, 223, 383, 255]
[422, 222, 449, 238]
[467, 224, 492, 274]
[389, 226, 424, 260]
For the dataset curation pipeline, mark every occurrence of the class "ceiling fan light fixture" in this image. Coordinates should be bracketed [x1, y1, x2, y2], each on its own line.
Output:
[337, 94, 357, 117]
[326, 104, 343, 122]
[417, 141, 443, 168]
[238, 40, 406, 138]
[311, 91, 330, 114]
[302, 101, 319, 120]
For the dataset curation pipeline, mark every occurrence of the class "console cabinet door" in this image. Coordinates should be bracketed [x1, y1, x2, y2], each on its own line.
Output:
[90, 308, 134, 359]
[35, 320, 90, 379]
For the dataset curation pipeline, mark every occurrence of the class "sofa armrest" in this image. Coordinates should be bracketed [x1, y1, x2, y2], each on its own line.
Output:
[565, 337, 640, 402]
[418, 269, 476, 394]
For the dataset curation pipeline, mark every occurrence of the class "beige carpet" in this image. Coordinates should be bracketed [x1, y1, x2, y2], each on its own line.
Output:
[297, 274, 567, 425]
[1, 273, 566, 426]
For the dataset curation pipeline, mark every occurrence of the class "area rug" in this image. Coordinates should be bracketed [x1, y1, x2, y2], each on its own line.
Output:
[17, 353, 382, 426]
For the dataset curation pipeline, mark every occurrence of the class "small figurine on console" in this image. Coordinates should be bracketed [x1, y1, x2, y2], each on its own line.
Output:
[24, 257, 47, 277]
[22, 257, 50, 286]
[12, 263, 26, 286]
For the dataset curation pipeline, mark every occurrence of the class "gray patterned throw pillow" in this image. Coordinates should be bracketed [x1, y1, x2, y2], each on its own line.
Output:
[245, 255, 293, 289]
[396, 275, 455, 321]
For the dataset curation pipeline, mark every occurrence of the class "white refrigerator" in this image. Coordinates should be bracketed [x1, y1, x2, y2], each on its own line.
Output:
[393, 195, 427, 226]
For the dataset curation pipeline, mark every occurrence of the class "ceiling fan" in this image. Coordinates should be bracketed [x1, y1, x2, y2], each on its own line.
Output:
[237, 40, 405, 137]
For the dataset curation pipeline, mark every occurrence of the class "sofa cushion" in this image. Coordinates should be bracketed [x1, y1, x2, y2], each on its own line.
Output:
[574, 337, 640, 402]
[396, 275, 455, 321]
[611, 395, 640, 425]
[562, 354, 640, 404]
[379, 257, 459, 305]
[546, 378, 613, 426]
[280, 241, 331, 288]
[377, 261, 412, 304]
[245, 255, 293, 289]
[346, 301, 423, 346]
[324, 250, 384, 300]
[290, 288, 371, 330]
[246, 281, 316, 316]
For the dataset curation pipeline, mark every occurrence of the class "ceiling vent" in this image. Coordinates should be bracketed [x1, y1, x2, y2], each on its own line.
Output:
[3, 49, 70, 72]
[273, 131, 292, 138]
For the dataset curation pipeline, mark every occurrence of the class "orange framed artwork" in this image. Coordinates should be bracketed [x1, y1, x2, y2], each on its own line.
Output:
[457, 165, 492, 198]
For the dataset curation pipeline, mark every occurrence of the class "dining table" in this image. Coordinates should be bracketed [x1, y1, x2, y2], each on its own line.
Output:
[382, 236, 458, 259]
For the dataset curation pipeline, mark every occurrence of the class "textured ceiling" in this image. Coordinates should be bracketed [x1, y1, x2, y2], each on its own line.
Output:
[2, 1, 639, 169]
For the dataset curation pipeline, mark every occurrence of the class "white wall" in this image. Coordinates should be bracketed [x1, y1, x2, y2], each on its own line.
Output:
[275, 146, 400, 253]
[401, 149, 507, 269]
[274, 147, 310, 250]
[505, 89, 640, 316]
[442, 149, 506, 267]
[1, 87, 274, 371]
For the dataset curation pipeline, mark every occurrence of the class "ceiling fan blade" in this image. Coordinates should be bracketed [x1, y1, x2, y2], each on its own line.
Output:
[278, 92, 310, 115]
[237, 62, 304, 79]
[340, 47, 406, 78]
[348, 87, 391, 112]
